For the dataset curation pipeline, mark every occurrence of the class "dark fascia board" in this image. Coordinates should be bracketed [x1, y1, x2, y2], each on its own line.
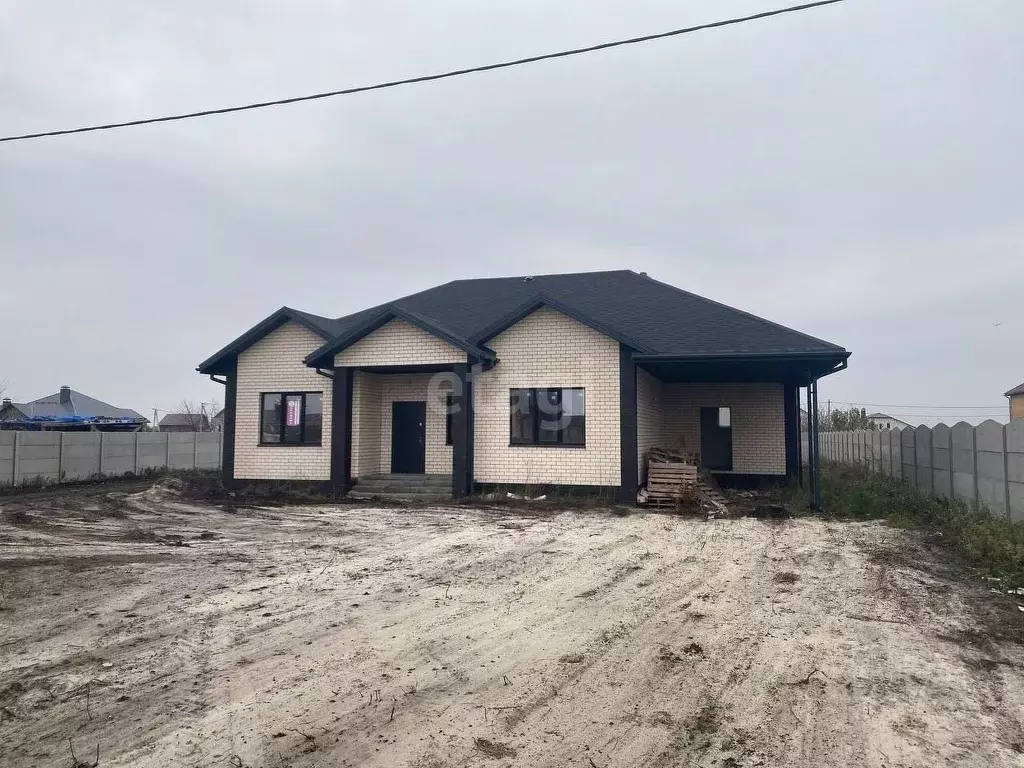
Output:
[303, 304, 496, 369]
[197, 307, 337, 375]
[471, 293, 655, 353]
[634, 350, 851, 380]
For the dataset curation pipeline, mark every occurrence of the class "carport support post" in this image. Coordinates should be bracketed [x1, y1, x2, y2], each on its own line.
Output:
[618, 345, 639, 504]
[331, 367, 354, 496]
[451, 362, 473, 498]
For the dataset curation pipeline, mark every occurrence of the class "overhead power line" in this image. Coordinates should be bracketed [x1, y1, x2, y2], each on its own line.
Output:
[827, 400, 1006, 411]
[0, 0, 849, 144]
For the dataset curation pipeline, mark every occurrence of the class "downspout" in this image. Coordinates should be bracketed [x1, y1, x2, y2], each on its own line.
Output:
[208, 375, 227, 386]
[315, 368, 335, 380]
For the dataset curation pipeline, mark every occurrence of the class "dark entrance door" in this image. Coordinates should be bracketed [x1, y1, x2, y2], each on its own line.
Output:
[391, 401, 426, 474]
[700, 407, 733, 471]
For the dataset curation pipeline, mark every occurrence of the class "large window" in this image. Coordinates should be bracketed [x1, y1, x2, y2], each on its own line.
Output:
[260, 392, 323, 445]
[510, 388, 585, 447]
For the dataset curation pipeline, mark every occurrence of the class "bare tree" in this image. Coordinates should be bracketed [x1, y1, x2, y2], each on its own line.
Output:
[176, 400, 209, 432]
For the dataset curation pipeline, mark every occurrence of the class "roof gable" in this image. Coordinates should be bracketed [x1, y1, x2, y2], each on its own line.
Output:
[1006, 381, 1024, 397]
[304, 304, 496, 368]
[198, 307, 341, 375]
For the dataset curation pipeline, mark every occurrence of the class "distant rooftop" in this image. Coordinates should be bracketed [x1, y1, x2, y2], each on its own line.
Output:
[0, 386, 146, 426]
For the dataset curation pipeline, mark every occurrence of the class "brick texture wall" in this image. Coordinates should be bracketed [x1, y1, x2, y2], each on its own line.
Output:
[335, 319, 465, 367]
[636, 367, 665, 482]
[350, 372, 454, 476]
[1011, 395, 1024, 422]
[473, 307, 620, 487]
[351, 371, 381, 477]
[661, 383, 786, 475]
[234, 322, 331, 480]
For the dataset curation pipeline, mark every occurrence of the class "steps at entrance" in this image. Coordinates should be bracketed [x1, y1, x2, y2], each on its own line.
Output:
[348, 473, 452, 503]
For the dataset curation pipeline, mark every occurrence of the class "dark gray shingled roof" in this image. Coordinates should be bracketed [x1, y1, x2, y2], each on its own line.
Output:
[329, 269, 846, 357]
[200, 270, 847, 374]
[1006, 382, 1024, 397]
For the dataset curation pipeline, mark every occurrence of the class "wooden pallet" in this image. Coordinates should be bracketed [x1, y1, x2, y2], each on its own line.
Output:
[645, 460, 698, 505]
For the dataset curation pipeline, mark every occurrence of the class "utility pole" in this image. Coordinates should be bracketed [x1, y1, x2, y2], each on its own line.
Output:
[152, 408, 159, 431]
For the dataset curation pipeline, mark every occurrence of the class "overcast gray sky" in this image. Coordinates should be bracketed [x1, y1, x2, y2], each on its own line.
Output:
[1, 0, 1021, 426]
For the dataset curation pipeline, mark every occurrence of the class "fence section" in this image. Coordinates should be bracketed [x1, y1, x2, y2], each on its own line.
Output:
[820, 420, 1024, 522]
[0, 431, 222, 486]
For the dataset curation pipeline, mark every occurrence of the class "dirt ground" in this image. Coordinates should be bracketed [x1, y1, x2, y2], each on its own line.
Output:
[1, 480, 1023, 768]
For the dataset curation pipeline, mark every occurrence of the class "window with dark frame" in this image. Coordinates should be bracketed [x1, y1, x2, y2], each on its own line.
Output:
[509, 388, 585, 446]
[260, 392, 323, 445]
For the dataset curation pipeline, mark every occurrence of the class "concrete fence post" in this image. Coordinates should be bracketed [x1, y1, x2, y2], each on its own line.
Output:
[58, 432, 65, 481]
[192, 432, 199, 470]
[972, 426, 980, 506]
[12, 431, 21, 486]
[98, 431, 105, 476]
[165, 432, 171, 468]
[910, 435, 918, 489]
[133, 433, 140, 474]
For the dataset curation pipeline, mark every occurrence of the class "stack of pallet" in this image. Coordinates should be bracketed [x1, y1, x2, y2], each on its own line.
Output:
[644, 448, 698, 508]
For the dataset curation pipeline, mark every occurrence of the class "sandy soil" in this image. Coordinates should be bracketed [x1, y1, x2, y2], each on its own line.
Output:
[1, 480, 1023, 768]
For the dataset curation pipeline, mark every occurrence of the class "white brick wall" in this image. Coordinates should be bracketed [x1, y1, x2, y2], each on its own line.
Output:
[235, 322, 331, 480]
[351, 371, 381, 478]
[636, 367, 665, 482]
[335, 319, 465, 367]
[473, 307, 620, 487]
[350, 372, 454, 476]
[661, 383, 786, 475]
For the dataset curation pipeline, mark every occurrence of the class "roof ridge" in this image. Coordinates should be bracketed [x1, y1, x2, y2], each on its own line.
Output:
[448, 268, 634, 285]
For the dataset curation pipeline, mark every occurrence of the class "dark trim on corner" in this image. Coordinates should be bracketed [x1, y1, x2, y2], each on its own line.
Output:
[221, 357, 237, 484]
[451, 361, 473, 498]
[331, 368, 354, 494]
[783, 382, 799, 480]
[618, 344, 638, 503]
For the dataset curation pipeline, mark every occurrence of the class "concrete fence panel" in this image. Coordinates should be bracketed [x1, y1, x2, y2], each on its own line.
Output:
[900, 427, 917, 487]
[871, 430, 882, 473]
[976, 420, 1008, 518]
[0, 431, 222, 487]
[931, 423, 952, 499]
[63, 432, 103, 481]
[950, 422, 977, 504]
[915, 425, 933, 495]
[1006, 420, 1024, 523]
[890, 429, 902, 479]
[880, 429, 893, 476]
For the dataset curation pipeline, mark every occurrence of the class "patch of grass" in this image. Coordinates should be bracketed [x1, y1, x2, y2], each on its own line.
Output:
[821, 462, 1024, 589]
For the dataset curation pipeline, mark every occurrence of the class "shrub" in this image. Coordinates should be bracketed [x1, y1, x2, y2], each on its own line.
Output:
[821, 462, 1024, 588]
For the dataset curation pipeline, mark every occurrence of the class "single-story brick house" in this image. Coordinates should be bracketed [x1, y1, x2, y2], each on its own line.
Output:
[198, 270, 848, 500]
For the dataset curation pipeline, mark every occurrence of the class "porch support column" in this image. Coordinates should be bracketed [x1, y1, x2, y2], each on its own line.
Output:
[221, 357, 237, 485]
[452, 361, 473, 498]
[618, 344, 638, 503]
[331, 367, 354, 495]
[783, 382, 800, 482]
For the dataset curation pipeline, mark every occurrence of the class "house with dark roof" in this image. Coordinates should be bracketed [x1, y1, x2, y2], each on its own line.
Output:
[158, 413, 211, 432]
[198, 270, 849, 500]
[1006, 381, 1024, 421]
[0, 386, 147, 431]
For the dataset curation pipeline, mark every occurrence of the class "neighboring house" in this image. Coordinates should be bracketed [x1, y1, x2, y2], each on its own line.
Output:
[866, 413, 913, 431]
[198, 270, 850, 499]
[211, 409, 225, 432]
[0, 385, 147, 431]
[158, 413, 211, 432]
[1006, 382, 1024, 421]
